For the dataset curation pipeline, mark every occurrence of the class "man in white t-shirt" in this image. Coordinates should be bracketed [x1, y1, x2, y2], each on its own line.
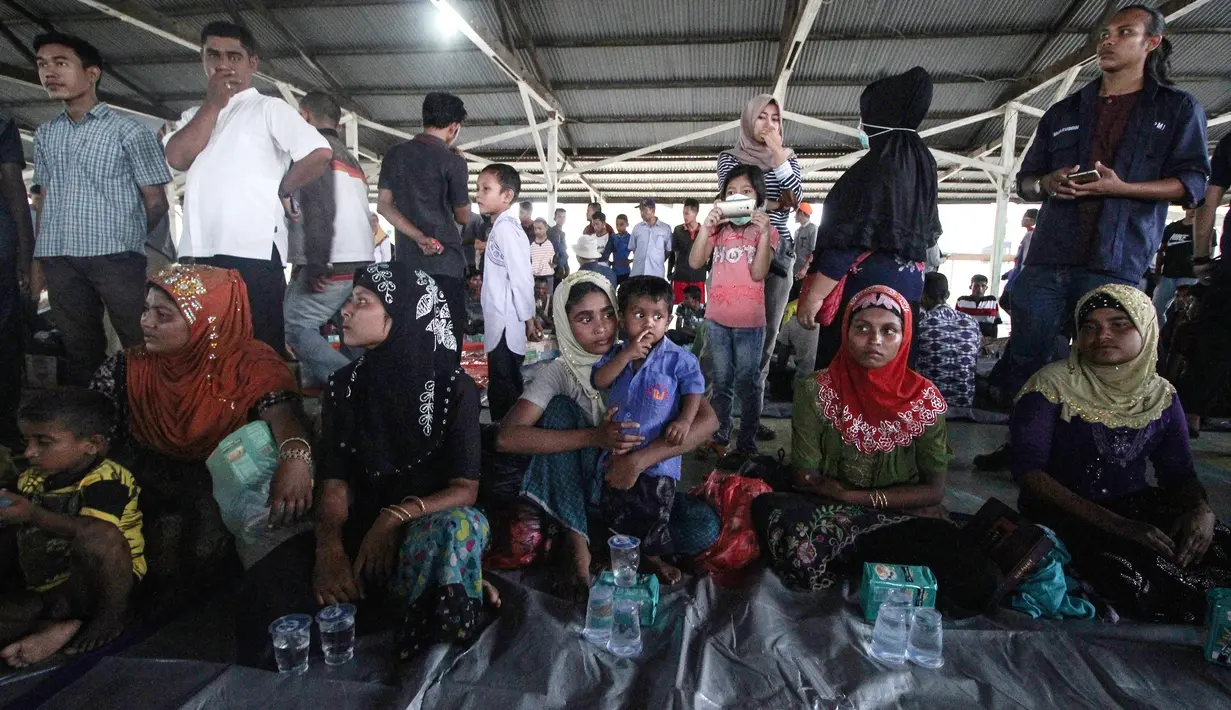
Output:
[282, 91, 373, 390]
[165, 21, 331, 355]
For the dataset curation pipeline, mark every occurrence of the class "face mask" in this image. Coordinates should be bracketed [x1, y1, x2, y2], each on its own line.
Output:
[857, 123, 917, 150]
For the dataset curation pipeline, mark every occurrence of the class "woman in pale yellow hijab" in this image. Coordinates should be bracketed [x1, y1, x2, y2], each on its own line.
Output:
[1010, 283, 1230, 623]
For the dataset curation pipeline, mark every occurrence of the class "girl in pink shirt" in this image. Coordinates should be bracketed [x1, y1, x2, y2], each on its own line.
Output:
[688, 164, 777, 459]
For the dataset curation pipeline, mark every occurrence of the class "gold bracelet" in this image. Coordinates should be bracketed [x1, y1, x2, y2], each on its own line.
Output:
[381, 506, 410, 524]
[278, 447, 313, 468]
[278, 437, 312, 454]
[877, 491, 889, 509]
[403, 496, 427, 515]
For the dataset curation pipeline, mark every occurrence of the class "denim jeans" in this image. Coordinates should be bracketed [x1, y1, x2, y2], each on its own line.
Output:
[706, 321, 765, 453]
[1002, 266, 1136, 397]
[1152, 275, 1198, 327]
[759, 269, 794, 380]
[284, 270, 354, 389]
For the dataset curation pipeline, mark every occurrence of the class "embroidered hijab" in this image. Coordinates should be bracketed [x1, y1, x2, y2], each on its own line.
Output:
[327, 263, 463, 477]
[126, 265, 297, 461]
[1017, 283, 1173, 429]
[815, 285, 947, 454]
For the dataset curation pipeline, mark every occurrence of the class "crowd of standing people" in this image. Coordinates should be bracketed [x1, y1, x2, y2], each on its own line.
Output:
[1, 3, 1231, 674]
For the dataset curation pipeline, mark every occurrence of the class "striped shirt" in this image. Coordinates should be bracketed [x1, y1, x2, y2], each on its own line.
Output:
[529, 239, 556, 276]
[32, 103, 172, 257]
[17, 459, 145, 591]
[716, 153, 803, 254]
[955, 294, 1002, 338]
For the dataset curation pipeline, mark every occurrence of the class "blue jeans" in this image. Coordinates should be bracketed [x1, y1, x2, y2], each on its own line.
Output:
[1003, 266, 1136, 397]
[1152, 275, 1198, 326]
[284, 271, 354, 389]
[706, 321, 765, 453]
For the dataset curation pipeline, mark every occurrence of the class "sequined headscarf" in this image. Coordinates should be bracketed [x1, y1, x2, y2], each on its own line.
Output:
[126, 265, 297, 461]
[1016, 283, 1173, 429]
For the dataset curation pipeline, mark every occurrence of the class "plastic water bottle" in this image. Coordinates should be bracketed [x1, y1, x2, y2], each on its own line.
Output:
[606, 598, 642, 657]
[869, 589, 914, 665]
[582, 584, 615, 643]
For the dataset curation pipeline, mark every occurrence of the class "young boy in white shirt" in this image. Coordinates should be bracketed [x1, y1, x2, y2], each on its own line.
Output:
[478, 164, 539, 420]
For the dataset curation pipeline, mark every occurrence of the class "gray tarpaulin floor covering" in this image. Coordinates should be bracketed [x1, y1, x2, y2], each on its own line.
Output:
[3, 420, 1231, 709]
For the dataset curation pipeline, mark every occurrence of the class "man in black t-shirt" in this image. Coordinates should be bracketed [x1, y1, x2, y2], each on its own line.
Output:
[1183, 133, 1231, 435]
[376, 92, 471, 345]
[1152, 208, 1198, 325]
[0, 113, 34, 450]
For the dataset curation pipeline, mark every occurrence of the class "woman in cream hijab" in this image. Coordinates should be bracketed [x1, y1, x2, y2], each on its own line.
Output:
[1011, 283, 1231, 623]
[496, 271, 721, 597]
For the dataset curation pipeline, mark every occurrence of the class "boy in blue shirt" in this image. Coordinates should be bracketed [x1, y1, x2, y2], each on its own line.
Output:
[592, 276, 704, 581]
[603, 214, 634, 286]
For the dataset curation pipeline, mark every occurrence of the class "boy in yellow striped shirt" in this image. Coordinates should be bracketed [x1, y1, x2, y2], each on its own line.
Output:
[0, 389, 144, 668]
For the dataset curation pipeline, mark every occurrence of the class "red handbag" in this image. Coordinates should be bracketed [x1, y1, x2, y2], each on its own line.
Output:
[690, 471, 772, 579]
[816, 250, 874, 327]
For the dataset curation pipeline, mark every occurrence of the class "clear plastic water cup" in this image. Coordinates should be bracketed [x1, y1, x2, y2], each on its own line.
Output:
[608, 535, 640, 588]
[869, 589, 914, 665]
[906, 607, 944, 668]
[582, 584, 615, 643]
[316, 603, 357, 666]
[607, 598, 642, 657]
[269, 614, 312, 674]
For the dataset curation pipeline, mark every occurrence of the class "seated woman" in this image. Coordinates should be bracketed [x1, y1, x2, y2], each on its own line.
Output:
[237, 263, 497, 667]
[496, 271, 721, 593]
[1012, 284, 1231, 623]
[753, 286, 951, 591]
[91, 265, 313, 597]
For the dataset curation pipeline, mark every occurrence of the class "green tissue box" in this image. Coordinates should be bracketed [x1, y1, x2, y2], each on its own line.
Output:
[859, 562, 938, 622]
[596, 571, 660, 627]
[1206, 588, 1231, 666]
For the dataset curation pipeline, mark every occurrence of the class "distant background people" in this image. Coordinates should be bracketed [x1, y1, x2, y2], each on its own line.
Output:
[547, 207, 569, 282]
[574, 233, 617, 285]
[529, 218, 557, 294]
[1000, 208, 1038, 315]
[668, 284, 705, 346]
[376, 91, 472, 348]
[33, 32, 172, 384]
[581, 202, 609, 237]
[955, 275, 1002, 338]
[1153, 207, 1199, 325]
[915, 272, 981, 409]
[795, 67, 939, 373]
[668, 198, 707, 305]
[518, 200, 535, 241]
[588, 210, 612, 260]
[793, 203, 817, 281]
[718, 94, 803, 440]
[606, 214, 634, 285]
[630, 199, 671, 279]
[165, 21, 331, 356]
[283, 91, 373, 391]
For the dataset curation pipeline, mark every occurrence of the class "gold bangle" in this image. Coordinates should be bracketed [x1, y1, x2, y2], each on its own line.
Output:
[381, 506, 409, 524]
[878, 491, 889, 509]
[403, 496, 427, 515]
[278, 437, 311, 454]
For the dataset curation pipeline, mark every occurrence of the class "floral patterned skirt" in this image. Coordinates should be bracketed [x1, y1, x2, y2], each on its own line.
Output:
[390, 506, 490, 659]
[751, 492, 909, 591]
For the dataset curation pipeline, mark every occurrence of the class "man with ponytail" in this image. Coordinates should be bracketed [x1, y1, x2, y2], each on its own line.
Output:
[975, 4, 1209, 471]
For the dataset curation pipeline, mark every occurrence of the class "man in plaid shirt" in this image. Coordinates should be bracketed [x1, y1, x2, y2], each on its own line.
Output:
[32, 33, 172, 385]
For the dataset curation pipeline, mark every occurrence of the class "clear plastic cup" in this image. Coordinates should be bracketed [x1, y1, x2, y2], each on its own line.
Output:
[582, 584, 615, 643]
[869, 589, 914, 665]
[607, 598, 642, 657]
[906, 607, 944, 668]
[608, 535, 640, 588]
[316, 603, 357, 666]
[269, 614, 312, 674]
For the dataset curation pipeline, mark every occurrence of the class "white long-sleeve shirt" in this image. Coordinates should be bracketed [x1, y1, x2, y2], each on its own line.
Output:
[482, 206, 536, 354]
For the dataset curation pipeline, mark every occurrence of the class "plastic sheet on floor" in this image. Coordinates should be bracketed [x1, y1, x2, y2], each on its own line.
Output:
[5, 570, 1230, 709]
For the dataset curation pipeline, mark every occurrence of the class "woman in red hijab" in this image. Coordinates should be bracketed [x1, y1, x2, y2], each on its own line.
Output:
[751, 285, 952, 591]
[91, 265, 312, 594]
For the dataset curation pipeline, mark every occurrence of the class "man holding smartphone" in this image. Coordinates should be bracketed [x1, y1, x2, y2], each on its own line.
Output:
[975, 5, 1208, 471]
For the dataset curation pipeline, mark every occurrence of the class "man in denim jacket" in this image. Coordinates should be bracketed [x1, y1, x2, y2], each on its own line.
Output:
[976, 5, 1208, 471]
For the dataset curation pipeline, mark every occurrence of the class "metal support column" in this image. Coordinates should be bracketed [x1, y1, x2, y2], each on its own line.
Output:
[546, 118, 559, 213]
[990, 106, 1018, 293]
[344, 112, 359, 156]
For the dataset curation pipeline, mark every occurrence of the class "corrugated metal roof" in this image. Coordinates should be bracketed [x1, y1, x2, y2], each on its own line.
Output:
[538, 44, 776, 84]
[319, 52, 511, 88]
[555, 87, 770, 120]
[272, 4, 477, 51]
[357, 92, 525, 123]
[516, 0, 782, 42]
[808, 0, 1074, 35]
[793, 35, 1041, 83]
